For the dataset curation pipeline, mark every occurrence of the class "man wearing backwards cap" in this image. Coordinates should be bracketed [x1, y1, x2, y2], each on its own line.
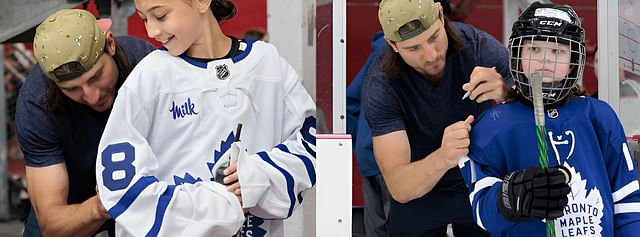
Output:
[362, 0, 515, 236]
[16, 9, 154, 237]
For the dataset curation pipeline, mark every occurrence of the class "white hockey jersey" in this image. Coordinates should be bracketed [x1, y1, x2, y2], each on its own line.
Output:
[96, 40, 317, 237]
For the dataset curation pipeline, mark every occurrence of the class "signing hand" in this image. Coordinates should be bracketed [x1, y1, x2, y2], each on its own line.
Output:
[463, 66, 512, 103]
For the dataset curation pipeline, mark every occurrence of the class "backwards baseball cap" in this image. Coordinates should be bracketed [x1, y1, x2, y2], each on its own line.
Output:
[378, 0, 440, 42]
[34, 9, 106, 83]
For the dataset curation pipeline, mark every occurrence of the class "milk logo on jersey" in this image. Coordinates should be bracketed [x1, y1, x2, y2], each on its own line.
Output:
[555, 164, 604, 237]
[169, 97, 199, 120]
[548, 130, 575, 164]
[216, 64, 231, 80]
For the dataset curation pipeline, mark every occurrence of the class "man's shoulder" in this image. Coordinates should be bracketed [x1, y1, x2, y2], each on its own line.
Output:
[19, 66, 48, 103]
[452, 22, 498, 45]
[362, 67, 389, 92]
[114, 36, 156, 63]
[114, 35, 152, 47]
[451, 21, 508, 68]
[452, 21, 484, 35]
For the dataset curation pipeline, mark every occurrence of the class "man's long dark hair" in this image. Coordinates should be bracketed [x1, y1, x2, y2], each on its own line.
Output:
[382, 16, 465, 80]
[45, 41, 132, 112]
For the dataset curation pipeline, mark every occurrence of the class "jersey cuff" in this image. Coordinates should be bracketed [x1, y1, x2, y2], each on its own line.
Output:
[237, 153, 270, 208]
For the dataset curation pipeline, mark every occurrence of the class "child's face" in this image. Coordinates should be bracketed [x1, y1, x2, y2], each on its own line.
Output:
[520, 40, 572, 83]
[135, 0, 201, 56]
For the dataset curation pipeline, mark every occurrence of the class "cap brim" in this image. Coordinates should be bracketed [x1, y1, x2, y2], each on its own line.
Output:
[96, 18, 112, 31]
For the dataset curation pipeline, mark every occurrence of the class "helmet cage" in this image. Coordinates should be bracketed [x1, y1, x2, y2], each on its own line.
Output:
[509, 35, 585, 105]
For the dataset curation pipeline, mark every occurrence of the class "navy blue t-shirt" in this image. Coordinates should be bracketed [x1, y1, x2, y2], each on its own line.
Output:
[16, 36, 155, 236]
[362, 22, 513, 234]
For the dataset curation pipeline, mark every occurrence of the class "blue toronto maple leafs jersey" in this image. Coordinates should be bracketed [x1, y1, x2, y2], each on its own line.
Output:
[96, 40, 316, 237]
[459, 97, 640, 237]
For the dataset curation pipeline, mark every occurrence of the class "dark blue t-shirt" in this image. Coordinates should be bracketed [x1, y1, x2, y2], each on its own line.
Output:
[16, 36, 155, 236]
[362, 22, 513, 234]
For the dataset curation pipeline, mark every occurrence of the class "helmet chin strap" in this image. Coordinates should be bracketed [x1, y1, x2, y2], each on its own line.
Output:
[541, 82, 563, 100]
[514, 71, 576, 107]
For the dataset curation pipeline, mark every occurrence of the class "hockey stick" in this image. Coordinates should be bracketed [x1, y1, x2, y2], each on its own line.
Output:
[529, 72, 555, 237]
[234, 123, 243, 142]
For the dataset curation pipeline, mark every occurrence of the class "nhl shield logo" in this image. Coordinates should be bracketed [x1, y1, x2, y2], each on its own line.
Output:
[216, 64, 231, 80]
[547, 108, 559, 119]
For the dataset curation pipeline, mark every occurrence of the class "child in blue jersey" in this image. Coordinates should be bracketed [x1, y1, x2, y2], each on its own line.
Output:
[459, 2, 640, 237]
[96, 0, 316, 236]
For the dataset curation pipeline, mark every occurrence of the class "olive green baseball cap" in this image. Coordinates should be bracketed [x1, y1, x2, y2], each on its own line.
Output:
[34, 9, 106, 83]
[378, 0, 440, 42]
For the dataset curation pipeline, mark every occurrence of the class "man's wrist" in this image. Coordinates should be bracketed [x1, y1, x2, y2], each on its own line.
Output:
[87, 195, 110, 221]
[429, 149, 449, 173]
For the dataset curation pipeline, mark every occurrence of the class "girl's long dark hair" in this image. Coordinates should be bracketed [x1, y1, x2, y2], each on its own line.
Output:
[211, 0, 237, 22]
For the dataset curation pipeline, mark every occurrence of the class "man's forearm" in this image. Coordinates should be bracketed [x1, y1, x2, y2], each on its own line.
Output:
[39, 196, 108, 237]
[384, 149, 450, 203]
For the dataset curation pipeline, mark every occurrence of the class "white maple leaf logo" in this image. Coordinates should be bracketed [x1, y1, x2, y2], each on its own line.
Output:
[554, 164, 604, 236]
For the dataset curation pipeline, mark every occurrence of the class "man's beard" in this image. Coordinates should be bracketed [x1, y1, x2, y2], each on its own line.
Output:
[419, 60, 446, 86]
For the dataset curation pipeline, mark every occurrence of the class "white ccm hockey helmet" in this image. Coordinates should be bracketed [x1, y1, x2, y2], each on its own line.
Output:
[508, 2, 586, 105]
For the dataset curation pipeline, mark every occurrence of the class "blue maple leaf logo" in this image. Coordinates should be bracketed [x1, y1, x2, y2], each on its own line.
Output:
[173, 172, 203, 185]
[240, 215, 267, 237]
[207, 131, 235, 176]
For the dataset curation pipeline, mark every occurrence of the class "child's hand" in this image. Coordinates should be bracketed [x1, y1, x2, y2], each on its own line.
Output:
[497, 166, 571, 221]
[223, 161, 240, 190]
[224, 162, 248, 214]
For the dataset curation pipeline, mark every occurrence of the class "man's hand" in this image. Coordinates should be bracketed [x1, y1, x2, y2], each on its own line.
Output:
[94, 188, 110, 220]
[26, 164, 111, 237]
[463, 66, 513, 103]
[438, 115, 474, 169]
[498, 166, 572, 222]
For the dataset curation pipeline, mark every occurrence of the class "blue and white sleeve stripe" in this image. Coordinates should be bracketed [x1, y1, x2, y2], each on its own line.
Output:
[108, 176, 159, 220]
[256, 151, 297, 218]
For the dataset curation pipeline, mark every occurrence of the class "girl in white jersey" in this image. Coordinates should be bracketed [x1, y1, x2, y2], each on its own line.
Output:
[96, 0, 317, 236]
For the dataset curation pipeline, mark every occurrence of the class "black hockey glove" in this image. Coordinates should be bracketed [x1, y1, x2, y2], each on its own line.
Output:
[497, 166, 571, 222]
